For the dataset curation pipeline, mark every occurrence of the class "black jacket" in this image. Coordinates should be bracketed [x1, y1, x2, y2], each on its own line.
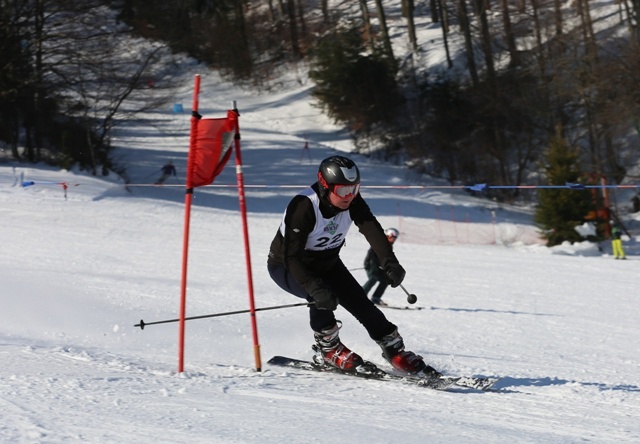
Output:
[268, 183, 397, 294]
[364, 247, 385, 279]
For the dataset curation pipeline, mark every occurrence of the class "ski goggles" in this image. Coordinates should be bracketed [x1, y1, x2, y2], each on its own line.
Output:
[332, 183, 360, 198]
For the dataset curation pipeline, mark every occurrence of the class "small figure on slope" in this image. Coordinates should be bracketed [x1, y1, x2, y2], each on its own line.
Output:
[362, 227, 400, 306]
[267, 155, 439, 377]
[610, 221, 626, 260]
[155, 161, 176, 185]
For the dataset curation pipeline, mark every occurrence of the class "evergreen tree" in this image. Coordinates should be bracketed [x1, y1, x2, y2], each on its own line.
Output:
[535, 129, 594, 246]
[309, 28, 402, 134]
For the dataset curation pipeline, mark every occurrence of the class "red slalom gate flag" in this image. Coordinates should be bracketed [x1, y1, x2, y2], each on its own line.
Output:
[187, 110, 237, 188]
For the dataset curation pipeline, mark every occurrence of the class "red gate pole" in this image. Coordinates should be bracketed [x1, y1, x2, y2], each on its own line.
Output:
[230, 102, 262, 371]
[178, 74, 201, 373]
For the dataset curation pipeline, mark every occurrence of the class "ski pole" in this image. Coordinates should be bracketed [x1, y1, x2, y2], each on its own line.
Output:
[143, 168, 162, 179]
[399, 284, 418, 304]
[134, 301, 313, 330]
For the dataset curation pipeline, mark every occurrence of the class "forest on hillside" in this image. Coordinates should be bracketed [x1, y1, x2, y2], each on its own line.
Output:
[2, 0, 640, 199]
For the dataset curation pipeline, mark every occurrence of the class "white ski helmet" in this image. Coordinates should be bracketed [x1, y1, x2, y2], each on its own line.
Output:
[384, 228, 400, 239]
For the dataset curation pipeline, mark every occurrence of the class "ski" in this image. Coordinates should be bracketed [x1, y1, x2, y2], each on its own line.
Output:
[268, 356, 499, 391]
[455, 375, 500, 391]
[379, 304, 425, 311]
[267, 355, 459, 391]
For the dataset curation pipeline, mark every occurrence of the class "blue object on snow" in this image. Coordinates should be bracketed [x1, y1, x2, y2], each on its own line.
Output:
[467, 183, 488, 192]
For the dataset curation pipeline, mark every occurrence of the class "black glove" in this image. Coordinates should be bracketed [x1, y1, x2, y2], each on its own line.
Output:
[384, 261, 406, 288]
[308, 280, 338, 310]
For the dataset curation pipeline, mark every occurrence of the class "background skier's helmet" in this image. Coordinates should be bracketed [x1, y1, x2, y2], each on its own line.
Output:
[317, 156, 361, 198]
[384, 227, 400, 242]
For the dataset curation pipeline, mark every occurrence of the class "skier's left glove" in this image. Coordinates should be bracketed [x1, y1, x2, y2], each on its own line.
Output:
[383, 261, 406, 288]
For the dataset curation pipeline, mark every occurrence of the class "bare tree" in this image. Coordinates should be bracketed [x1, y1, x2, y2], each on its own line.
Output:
[276, 0, 286, 18]
[402, 0, 418, 51]
[296, 0, 307, 39]
[358, 0, 374, 50]
[530, 0, 547, 76]
[320, 0, 329, 24]
[437, 0, 453, 68]
[373, 0, 395, 60]
[430, 0, 439, 22]
[616, 0, 636, 38]
[474, 0, 496, 85]
[629, 0, 640, 42]
[457, 0, 478, 86]
[500, 0, 519, 66]
[286, 0, 301, 58]
[554, 0, 563, 36]
[577, 0, 597, 59]
[6, 0, 179, 173]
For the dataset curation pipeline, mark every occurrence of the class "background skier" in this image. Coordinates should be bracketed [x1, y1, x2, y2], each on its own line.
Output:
[155, 160, 176, 185]
[610, 221, 626, 259]
[362, 227, 400, 306]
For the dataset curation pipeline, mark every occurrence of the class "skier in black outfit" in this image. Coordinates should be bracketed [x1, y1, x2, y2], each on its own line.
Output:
[362, 227, 399, 306]
[155, 161, 177, 185]
[267, 155, 438, 376]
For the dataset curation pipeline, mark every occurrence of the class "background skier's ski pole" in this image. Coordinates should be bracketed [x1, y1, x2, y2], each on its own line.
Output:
[399, 284, 418, 304]
[143, 168, 162, 179]
[134, 301, 313, 330]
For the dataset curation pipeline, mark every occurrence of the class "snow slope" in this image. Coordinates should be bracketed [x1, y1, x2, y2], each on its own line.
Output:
[2, 0, 640, 438]
[1, 66, 639, 443]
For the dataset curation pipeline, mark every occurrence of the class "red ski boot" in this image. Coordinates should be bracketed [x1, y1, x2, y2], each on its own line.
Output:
[376, 328, 440, 377]
[312, 322, 364, 372]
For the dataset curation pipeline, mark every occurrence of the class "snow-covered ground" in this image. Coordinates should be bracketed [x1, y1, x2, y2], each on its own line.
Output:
[1, 67, 639, 443]
[2, 0, 640, 440]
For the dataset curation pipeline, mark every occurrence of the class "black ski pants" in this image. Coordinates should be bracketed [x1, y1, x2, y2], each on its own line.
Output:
[268, 259, 396, 340]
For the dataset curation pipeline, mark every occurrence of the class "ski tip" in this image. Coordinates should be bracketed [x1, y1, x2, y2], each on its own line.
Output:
[455, 376, 501, 391]
[267, 356, 289, 365]
[416, 376, 460, 390]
